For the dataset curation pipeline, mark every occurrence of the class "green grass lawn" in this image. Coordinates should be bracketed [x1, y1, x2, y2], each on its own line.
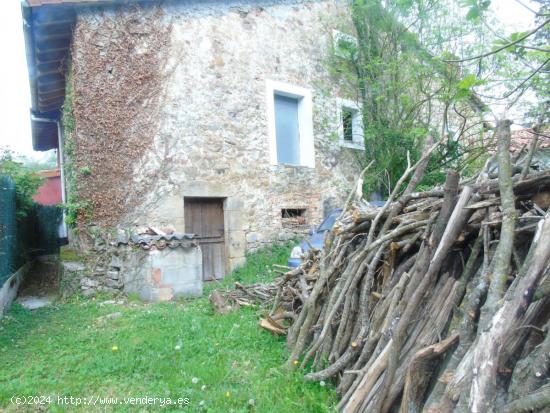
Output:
[0, 243, 335, 412]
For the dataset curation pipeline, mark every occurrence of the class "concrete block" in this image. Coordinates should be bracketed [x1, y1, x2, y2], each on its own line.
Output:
[121, 246, 202, 301]
[225, 197, 244, 211]
[151, 287, 174, 302]
[226, 230, 246, 259]
[225, 209, 247, 231]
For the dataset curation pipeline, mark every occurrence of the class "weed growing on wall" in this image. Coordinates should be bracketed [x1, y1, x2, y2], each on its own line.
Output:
[62, 74, 92, 228]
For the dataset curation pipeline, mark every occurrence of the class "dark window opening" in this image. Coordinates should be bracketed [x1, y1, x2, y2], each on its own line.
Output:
[282, 208, 305, 218]
[342, 109, 354, 141]
[281, 208, 307, 227]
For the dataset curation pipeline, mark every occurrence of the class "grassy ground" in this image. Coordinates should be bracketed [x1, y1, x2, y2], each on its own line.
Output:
[204, 242, 297, 292]
[0, 243, 335, 412]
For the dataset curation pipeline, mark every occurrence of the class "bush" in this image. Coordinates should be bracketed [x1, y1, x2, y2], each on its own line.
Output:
[0, 148, 42, 218]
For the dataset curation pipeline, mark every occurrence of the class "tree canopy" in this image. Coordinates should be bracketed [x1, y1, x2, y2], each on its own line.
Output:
[329, 0, 549, 197]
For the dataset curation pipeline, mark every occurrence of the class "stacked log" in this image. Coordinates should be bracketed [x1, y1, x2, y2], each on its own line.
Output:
[210, 251, 320, 330]
[281, 120, 550, 412]
[212, 120, 550, 412]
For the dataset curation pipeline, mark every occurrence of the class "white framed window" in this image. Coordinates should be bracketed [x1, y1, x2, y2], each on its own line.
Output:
[337, 98, 364, 150]
[332, 30, 358, 59]
[266, 80, 315, 168]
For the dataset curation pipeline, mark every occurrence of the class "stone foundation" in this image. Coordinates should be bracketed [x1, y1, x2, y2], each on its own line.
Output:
[60, 233, 202, 302]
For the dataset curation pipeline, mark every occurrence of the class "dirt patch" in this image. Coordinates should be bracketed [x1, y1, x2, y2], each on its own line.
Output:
[18, 259, 59, 299]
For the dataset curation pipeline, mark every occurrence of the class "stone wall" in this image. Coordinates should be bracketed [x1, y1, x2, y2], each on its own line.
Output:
[60, 235, 202, 301]
[71, 0, 361, 273]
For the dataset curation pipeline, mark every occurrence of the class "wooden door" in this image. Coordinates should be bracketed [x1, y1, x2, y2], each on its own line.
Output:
[184, 198, 225, 281]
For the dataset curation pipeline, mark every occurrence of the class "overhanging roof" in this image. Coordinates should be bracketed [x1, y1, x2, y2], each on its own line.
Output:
[22, 1, 76, 151]
[22, 0, 148, 151]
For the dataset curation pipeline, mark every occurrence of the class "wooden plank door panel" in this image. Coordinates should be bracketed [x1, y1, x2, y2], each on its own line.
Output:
[184, 198, 225, 281]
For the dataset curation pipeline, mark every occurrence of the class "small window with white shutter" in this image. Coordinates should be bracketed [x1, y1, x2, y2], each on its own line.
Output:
[337, 98, 364, 150]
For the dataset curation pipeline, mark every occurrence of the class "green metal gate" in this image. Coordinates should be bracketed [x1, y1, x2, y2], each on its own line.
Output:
[0, 175, 62, 287]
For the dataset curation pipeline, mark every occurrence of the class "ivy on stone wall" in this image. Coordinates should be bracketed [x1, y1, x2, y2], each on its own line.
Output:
[69, 7, 173, 228]
[62, 71, 92, 228]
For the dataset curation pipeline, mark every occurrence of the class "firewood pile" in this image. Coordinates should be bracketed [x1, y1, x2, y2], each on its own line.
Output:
[212, 121, 550, 412]
[209, 254, 320, 331]
[283, 122, 550, 412]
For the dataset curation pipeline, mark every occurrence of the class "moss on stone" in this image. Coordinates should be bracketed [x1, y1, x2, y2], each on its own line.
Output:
[59, 246, 85, 262]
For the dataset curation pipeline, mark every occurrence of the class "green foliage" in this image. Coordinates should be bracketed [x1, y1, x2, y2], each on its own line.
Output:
[79, 166, 92, 176]
[204, 241, 297, 294]
[361, 126, 425, 194]
[61, 73, 93, 228]
[327, 0, 496, 195]
[454, 0, 549, 123]
[62, 195, 92, 228]
[460, 0, 491, 21]
[17, 151, 58, 171]
[63, 80, 76, 135]
[332, 1, 458, 195]
[59, 246, 85, 262]
[457, 74, 486, 94]
[0, 148, 42, 218]
[36, 205, 63, 255]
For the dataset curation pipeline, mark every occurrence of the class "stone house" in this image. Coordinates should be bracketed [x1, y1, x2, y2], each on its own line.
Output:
[23, 0, 363, 281]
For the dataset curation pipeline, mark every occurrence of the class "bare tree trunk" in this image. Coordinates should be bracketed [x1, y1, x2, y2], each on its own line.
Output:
[520, 124, 540, 180]
[501, 384, 550, 413]
[508, 320, 550, 400]
[479, 119, 517, 330]
[469, 211, 550, 412]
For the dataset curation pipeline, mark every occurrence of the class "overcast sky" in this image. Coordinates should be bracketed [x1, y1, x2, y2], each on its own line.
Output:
[0, 0, 541, 159]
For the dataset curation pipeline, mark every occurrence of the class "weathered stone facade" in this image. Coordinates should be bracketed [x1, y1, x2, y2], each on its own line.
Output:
[70, 0, 361, 273]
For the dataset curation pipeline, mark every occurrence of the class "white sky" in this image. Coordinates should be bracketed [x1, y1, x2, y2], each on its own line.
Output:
[0, 0, 541, 158]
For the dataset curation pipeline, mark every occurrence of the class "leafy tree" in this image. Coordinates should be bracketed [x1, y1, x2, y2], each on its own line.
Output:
[329, 0, 548, 197]
[330, 0, 488, 197]
[17, 151, 58, 172]
[0, 148, 42, 217]
[451, 0, 549, 124]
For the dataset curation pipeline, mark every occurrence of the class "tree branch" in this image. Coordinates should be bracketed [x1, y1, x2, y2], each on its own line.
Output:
[443, 18, 550, 63]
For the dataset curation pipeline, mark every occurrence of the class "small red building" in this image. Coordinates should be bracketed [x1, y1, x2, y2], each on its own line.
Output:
[33, 169, 62, 206]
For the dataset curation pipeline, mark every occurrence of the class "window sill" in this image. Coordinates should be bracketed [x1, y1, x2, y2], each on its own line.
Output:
[274, 162, 315, 169]
[340, 141, 365, 150]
